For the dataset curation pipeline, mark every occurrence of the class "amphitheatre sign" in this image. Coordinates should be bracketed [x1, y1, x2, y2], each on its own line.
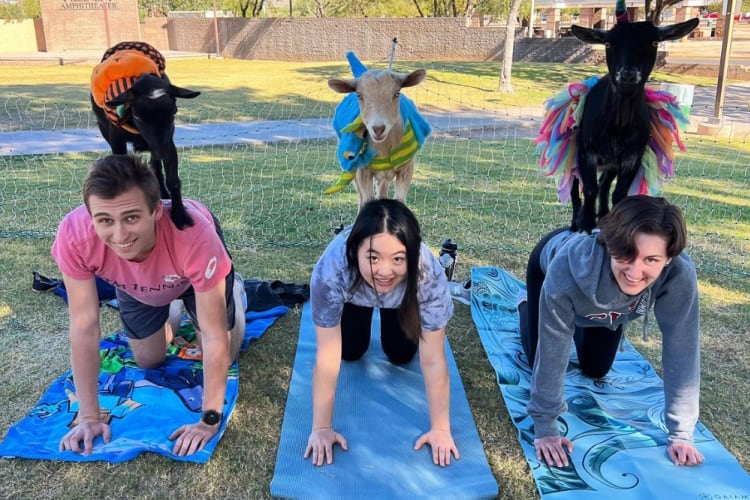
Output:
[39, 0, 140, 51]
[59, 1, 120, 10]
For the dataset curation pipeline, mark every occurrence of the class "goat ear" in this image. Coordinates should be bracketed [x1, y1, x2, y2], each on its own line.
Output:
[106, 89, 134, 107]
[657, 18, 700, 42]
[570, 25, 607, 44]
[169, 85, 201, 99]
[328, 78, 357, 94]
[400, 69, 427, 89]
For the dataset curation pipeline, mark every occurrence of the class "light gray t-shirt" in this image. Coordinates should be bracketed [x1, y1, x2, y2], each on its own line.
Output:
[311, 227, 454, 332]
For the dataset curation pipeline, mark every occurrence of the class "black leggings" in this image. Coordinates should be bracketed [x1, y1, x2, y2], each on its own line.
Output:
[519, 228, 623, 379]
[341, 303, 418, 365]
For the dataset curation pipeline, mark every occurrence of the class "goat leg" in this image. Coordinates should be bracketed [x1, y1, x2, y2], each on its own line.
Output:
[354, 168, 375, 211]
[597, 169, 617, 221]
[392, 160, 414, 205]
[570, 177, 582, 232]
[148, 154, 170, 200]
[576, 162, 600, 234]
[161, 146, 194, 229]
[610, 162, 641, 209]
[376, 177, 390, 201]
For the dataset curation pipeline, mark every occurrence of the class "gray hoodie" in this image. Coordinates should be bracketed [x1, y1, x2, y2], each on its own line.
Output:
[527, 231, 701, 444]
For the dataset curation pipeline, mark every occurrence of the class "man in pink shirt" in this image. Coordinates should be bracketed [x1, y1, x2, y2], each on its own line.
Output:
[51, 154, 245, 457]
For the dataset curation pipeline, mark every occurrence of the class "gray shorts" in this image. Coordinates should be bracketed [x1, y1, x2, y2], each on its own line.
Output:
[116, 270, 237, 339]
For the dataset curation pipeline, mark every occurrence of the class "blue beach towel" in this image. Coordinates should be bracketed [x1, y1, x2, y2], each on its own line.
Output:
[270, 302, 498, 499]
[0, 306, 287, 463]
[470, 266, 750, 498]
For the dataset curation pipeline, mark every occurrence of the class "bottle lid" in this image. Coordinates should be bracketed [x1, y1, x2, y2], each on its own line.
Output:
[441, 239, 458, 251]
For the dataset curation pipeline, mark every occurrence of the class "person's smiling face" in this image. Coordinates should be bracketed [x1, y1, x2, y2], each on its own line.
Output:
[357, 232, 408, 294]
[88, 186, 162, 263]
[610, 232, 671, 296]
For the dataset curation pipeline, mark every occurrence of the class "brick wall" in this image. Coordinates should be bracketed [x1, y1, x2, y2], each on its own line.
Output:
[164, 17, 603, 64]
[1, 15, 605, 65]
[141, 18, 170, 51]
[39, 0, 140, 52]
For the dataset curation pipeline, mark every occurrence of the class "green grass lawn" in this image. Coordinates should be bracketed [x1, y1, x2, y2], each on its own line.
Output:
[0, 60, 748, 499]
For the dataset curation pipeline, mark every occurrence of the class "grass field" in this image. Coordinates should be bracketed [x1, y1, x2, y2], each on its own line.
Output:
[0, 59, 748, 499]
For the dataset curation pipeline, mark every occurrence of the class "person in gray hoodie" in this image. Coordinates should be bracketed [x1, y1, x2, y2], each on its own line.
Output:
[519, 195, 703, 469]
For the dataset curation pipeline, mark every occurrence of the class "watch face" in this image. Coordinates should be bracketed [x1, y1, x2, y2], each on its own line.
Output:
[202, 410, 222, 426]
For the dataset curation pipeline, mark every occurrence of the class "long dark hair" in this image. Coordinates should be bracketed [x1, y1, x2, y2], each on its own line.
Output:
[597, 195, 688, 260]
[345, 199, 422, 343]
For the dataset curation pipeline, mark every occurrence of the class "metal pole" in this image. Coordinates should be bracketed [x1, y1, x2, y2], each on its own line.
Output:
[102, 0, 111, 47]
[289, 0, 293, 17]
[213, 0, 221, 57]
[529, 0, 535, 38]
[714, 0, 737, 121]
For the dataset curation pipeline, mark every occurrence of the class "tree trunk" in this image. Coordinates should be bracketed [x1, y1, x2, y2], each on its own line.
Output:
[411, 0, 424, 17]
[499, 0, 523, 93]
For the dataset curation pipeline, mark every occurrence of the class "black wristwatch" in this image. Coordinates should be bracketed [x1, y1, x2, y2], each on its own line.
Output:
[201, 409, 223, 426]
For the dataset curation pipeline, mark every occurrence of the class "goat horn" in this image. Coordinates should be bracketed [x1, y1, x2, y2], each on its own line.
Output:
[615, 0, 629, 23]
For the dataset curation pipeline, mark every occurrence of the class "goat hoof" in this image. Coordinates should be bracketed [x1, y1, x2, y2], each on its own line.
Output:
[577, 217, 596, 234]
[171, 211, 194, 230]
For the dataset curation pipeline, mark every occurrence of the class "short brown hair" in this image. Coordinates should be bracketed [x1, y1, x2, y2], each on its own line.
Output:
[83, 154, 160, 213]
[597, 195, 688, 260]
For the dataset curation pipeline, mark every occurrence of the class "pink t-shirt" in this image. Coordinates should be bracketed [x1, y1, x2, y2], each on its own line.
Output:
[51, 199, 232, 307]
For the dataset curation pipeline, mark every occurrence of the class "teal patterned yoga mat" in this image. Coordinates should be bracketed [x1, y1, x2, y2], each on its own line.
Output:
[470, 266, 750, 498]
[270, 301, 498, 499]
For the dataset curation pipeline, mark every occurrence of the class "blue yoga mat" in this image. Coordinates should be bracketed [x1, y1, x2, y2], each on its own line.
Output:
[270, 301, 498, 499]
[0, 306, 288, 463]
[470, 266, 750, 498]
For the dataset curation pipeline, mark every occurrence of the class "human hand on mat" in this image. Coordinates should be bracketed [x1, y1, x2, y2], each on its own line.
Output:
[414, 429, 459, 467]
[59, 421, 111, 455]
[668, 442, 704, 466]
[169, 421, 218, 456]
[534, 436, 573, 467]
[304, 428, 348, 466]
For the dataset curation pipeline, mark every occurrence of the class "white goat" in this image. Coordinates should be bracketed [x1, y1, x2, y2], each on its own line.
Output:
[328, 69, 427, 210]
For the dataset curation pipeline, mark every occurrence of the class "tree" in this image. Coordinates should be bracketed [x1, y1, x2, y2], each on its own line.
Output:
[498, 0, 522, 92]
[644, 0, 689, 24]
[236, 0, 265, 17]
[0, 0, 41, 20]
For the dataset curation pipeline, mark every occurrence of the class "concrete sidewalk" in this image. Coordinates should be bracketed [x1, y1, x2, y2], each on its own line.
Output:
[0, 111, 542, 156]
[0, 83, 747, 155]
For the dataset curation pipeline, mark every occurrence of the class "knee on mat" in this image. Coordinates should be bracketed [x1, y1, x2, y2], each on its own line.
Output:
[581, 365, 610, 379]
[385, 348, 417, 365]
[134, 356, 165, 370]
[342, 349, 367, 362]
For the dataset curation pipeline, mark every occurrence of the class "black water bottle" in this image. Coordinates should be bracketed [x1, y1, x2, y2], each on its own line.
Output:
[438, 239, 458, 282]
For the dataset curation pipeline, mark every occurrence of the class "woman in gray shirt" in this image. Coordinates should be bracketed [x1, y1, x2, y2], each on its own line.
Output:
[519, 196, 703, 469]
[304, 199, 458, 467]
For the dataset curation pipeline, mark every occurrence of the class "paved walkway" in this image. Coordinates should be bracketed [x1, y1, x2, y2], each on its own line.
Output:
[1, 82, 747, 156]
[0, 111, 544, 155]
